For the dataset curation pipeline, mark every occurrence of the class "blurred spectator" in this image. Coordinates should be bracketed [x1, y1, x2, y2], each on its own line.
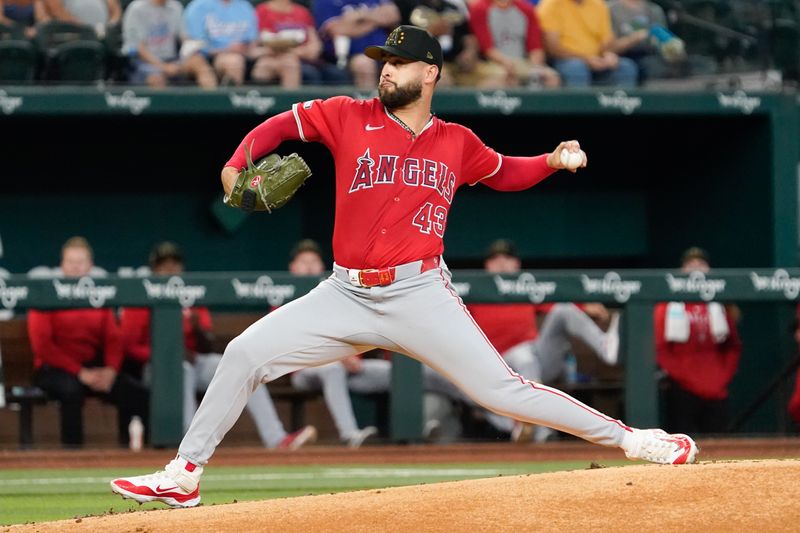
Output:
[607, 0, 688, 85]
[654, 246, 742, 435]
[42, 0, 122, 37]
[787, 304, 800, 427]
[393, 0, 481, 87]
[312, 0, 400, 89]
[281, 237, 462, 442]
[0, 242, 9, 323]
[285, 239, 379, 447]
[119, 241, 316, 449]
[468, 0, 560, 88]
[463, 238, 620, 442]
[536, 0, 638, 87]
[182, 0, 259, 86]
[27, 236, 149, 448]
[122, 0, 218, 89]
[0, 0, 47, 37]
[253, 0, 349, 87]
[792, 379, 800, 427]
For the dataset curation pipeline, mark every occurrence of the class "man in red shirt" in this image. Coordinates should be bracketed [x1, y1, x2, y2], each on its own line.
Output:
[253, 0, 351, 86]
[113, 25, 698, 508]
[789, 305, 800, 426]
[461, 238, 619, 442]
[468, 0, 560, 88]
[654, 247, 742, 435]
[28, 236, 149, 448]
[119, 241, 316, 450]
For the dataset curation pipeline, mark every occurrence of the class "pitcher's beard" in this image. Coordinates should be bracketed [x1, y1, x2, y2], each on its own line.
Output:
[379, 81, 423, 110]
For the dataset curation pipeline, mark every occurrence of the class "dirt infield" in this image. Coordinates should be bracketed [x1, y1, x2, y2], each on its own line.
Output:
[4, 458, 800, 532]
[2, 438, 798, 532]
[1, 436, 798, 469]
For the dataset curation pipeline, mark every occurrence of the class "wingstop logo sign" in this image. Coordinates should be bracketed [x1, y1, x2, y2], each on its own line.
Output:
[105, 90, 151, 115]
[451, 282, 471, 298]
[476, 91, 522, 115]
[665, 272, 726, 301]
[0, 90, 22, 115]
[231, 276, 295, 306]
[717, 90, 761, 115]
[597, 91, 642, 115]
[143, 276, 207, 308]
[581, 272, 642, 303]
[0, 279, 28, 309]
[53, 277, 117, 308]
[494, 273, 556, 303]
[750, 269, 800, 299]
[229, 91, 276, 114]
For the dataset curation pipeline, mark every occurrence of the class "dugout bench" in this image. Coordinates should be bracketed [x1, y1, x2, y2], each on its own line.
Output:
[1, 268, 799, 447]
[0, 313, 328, 449]
[2, 380, 323, 450]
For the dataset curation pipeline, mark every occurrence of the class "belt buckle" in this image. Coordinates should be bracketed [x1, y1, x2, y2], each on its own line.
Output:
[358, 268, 394, 288]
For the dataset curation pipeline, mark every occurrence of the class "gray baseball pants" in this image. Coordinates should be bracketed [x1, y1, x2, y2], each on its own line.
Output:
[483, 303, 613, 433]
[178, 264, 629, 465]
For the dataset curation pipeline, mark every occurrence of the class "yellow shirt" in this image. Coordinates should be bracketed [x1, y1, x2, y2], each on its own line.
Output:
[537, 0, 613, 58]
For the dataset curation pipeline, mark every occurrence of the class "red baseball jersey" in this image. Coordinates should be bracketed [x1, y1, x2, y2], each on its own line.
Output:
[291, 96, 501, 269]
[27, 308, 123, 375]
[467, 303, 539, 354]
[120, 307, 214, 363]
[654, 302, 741, 400]
[789, 370, 800, 423]
[255, 2, 315, 39]
[468, 0, 544, 55]
[789, 304, 800, 423]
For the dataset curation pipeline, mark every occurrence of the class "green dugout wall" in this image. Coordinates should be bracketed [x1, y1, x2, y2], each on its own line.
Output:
[3, 269, 800, 446]
[0, 88, 796, 271]
[0, 87, 798, 442]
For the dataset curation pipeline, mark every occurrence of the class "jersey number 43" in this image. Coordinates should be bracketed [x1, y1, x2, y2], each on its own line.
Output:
[412, 202, 447, 237]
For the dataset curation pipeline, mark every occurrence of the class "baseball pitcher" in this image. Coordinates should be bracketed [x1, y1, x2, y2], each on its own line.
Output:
[111, 24, 698, 508]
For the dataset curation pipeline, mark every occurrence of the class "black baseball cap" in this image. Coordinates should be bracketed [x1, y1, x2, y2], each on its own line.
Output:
[681, 246, 710, 265]
[290, 238, 323, 261]
[485, 239, 519, 260]
[149, 241, 183, 268]
[365, 25, 443, 71]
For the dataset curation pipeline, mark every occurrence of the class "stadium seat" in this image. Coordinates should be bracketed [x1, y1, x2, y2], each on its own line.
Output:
[0, 23, 36, 83]
[102, 22, 131, 83]
[34, 21, 107, 83]
[771, 18, 799, 82]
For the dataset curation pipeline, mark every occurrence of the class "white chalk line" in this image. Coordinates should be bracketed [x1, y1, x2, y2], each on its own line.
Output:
[1, 467, 526, 487]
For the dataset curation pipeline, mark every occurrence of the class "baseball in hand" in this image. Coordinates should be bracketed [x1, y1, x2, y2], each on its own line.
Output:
[560, 149, 584, 170]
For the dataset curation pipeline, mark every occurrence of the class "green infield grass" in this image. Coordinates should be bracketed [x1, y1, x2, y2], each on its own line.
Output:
[0, 460, 629, 525]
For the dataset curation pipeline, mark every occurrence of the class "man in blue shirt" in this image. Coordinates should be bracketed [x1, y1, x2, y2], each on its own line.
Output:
[183, 0, 259, 85]
[312, 0, 400, 88]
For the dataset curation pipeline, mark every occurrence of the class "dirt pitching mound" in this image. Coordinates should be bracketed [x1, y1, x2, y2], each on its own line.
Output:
[7, 459, 799, 532]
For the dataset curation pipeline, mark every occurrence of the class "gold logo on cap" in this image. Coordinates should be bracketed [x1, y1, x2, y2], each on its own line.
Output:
[426, 51, 433, 59]
[386, 27, 404, 46]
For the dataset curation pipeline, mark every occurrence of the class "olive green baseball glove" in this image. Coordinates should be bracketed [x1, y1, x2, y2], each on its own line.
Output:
[224, 143, 312, 213]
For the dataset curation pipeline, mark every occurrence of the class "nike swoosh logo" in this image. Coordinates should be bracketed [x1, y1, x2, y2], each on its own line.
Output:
[670, 437, 692, 464]
[365, 125, 384, 131]
[154, 484, 180, 494]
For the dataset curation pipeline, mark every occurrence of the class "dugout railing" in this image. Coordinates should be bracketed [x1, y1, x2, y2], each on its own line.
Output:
[1, 268, 798, 447]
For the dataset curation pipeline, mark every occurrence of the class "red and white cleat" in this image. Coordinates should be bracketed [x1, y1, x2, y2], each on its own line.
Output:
[276, 425, 317, 451]
[622, 428, 699, 465]
[110, 456, 203, 508]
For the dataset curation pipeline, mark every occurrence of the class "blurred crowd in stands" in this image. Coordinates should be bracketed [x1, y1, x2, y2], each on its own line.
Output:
[0, 0, 797, 89]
